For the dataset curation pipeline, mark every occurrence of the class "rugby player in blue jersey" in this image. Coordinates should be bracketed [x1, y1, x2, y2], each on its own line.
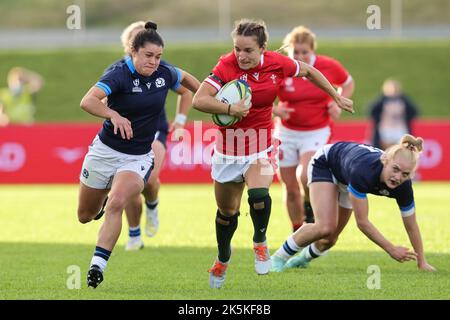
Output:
[77, 21, 199, 288]
[271, 134, 436, 272]
[118, 21, 199, 251]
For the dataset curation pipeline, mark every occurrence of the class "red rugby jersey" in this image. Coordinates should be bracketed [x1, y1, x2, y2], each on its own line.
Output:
[205, 51, 299, 156]
[277, 55, 350, 131]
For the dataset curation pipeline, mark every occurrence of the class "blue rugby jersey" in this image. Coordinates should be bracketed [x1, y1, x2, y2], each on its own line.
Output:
[326, 142, 415, 216]
[95, 56, 181, 155]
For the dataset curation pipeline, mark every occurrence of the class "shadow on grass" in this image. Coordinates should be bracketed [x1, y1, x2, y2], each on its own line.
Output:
[0, 242, 448, 300]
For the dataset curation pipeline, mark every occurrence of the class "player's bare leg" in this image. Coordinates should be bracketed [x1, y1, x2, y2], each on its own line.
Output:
[124, 195, 144, 251]
[87, 171, 144, 288]
[285, 206, 352, 268]
[279, 166, 304, 231]
[141, 140, 166, 237]
[77, 183, 109, 224]
[271, 182, 338, 271]
[300, 151, 316, 223]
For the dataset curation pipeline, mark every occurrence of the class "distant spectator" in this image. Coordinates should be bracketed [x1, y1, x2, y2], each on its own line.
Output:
[0, 67, 44, 126]
[368, 79, 418, 150]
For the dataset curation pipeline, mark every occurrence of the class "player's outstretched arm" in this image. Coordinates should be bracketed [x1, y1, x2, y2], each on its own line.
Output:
[179, 69, 201, 93]
[170, 85, 192, 141]
[351, 194, 417, 263]
[296, 61, 354, 114]
[402, 213, 437, 271]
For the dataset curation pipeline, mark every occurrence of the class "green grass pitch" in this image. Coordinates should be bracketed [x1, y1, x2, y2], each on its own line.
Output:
[0, 183, 448, 300]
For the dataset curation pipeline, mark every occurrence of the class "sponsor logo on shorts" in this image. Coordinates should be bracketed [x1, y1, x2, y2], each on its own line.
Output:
[82, 168, 89, 178]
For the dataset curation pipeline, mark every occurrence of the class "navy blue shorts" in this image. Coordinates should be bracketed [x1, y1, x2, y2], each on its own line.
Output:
[154, 130, 168, 149]
[307, 145, 335, 186]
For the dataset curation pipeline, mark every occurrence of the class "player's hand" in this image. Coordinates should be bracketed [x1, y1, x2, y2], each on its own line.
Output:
[273, 102, 294, 120]
[333, 95, 354, 114]
[418, 261, 437, 272]
[110, 111, 133, 140]
[169, 121, 185, 141]
[229, 98, 251, 119]
[388, 246, 418, 262]
[327, 101, 342, 119]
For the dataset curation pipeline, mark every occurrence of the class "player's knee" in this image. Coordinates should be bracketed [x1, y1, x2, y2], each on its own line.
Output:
[107, 193, 127, 214]
[148, 178, 160, 193]
[217, 207, 238, 218]
[286, 187, 301, 200]
[216, 209, 239, 226]
[317, 224, 336, 239]
[77, 210, 93, 224]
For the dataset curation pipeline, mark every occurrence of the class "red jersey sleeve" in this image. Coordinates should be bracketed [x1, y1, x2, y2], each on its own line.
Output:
[204, 55, 233, 92]
[276, 52, 300, 78]
[328, 58, 350, 86]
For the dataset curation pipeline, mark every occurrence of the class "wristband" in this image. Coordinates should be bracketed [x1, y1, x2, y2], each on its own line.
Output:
[174, 113, 187, 125]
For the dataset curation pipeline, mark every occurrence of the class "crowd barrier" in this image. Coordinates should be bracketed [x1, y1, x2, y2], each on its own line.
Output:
[1, 120, 449, 183]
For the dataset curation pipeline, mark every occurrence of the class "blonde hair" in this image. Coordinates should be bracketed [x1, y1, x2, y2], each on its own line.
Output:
[381, 134, 424, 173]
[120, 21, 145, 55]
[231, 19, 269, 48]
[280, 25, 317, 57]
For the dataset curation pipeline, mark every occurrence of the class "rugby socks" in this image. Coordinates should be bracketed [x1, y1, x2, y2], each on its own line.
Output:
[303, 243, 328, 261]
[215, 210, 239, 263]
[248, 188, 271, 243]
[274, 235, 303, 261]
[90, 246, 111, 272]
[146, 199, 159, 210]
[128, 226, 141, 240]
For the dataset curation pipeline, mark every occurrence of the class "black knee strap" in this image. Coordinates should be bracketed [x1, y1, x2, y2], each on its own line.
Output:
[216, 210, 240, 225]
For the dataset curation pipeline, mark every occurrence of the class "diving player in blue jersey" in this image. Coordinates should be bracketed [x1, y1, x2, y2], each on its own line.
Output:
[77, 21, 199, 288]
[271, 134, 436, 272]
[118, 21, 199, 251]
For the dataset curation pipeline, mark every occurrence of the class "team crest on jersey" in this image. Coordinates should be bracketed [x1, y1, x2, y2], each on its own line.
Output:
[240, 74, 248, 82]
[270, 74, 277, 84]
[132, 78, 142, 92]
[155, 77, 165, 88]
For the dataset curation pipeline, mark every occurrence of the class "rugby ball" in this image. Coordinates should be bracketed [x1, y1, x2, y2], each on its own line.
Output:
[212, 79, 252, 127]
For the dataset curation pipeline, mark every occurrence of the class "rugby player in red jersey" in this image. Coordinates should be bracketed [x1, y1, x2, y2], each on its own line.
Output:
[274, 26, 355, 230]
[193, 19, 353, 288]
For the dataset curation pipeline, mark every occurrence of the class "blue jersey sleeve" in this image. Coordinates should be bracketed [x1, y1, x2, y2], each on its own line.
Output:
[95, 65, 124, 96]
[161, 60, 182, 91]
[348, 184, 367, 199]
[394, 180, 415, 217]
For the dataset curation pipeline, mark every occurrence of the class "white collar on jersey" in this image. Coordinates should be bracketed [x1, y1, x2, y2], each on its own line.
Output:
[260, 54, 264, 67]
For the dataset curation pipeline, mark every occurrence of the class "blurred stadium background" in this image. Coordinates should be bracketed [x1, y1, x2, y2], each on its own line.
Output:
[0, 0, 449, 299]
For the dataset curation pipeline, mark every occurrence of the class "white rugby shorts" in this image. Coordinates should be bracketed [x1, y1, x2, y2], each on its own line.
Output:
[80, 136, 154, 189]
[211, 147, 274, 184]
[274, 124, 331, 168]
